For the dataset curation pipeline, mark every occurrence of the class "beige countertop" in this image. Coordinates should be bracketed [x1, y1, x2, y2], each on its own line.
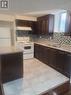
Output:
[0, 47, 23, 55]
[34, 41, 71, 53]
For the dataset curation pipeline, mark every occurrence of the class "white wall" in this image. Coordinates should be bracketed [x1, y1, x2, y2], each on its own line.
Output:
[0, 24, 11, 47]
[0, 14, 15, 47]
[0, 14, 14, 21]
[0, 20, 15, 47]
[0, 0, 71, 15]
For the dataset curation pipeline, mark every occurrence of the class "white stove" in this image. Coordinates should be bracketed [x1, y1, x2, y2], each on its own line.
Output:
[16, 37, 34, 59]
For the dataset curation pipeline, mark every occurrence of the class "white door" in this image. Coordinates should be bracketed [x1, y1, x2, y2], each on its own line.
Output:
[0, 27, 11, 47]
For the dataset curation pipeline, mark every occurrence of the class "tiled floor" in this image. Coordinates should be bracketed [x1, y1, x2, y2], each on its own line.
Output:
[3, 58, 69, 95]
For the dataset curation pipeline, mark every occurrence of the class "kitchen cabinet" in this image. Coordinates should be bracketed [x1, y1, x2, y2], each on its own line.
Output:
[34, 43, 71, 78]
[55, 50, 70, 78]
[34, 44, 56, 66]
[15, 19, 37, 34]
[38, 45, 47, 63]
[55, 50, 65, 73]
[37, 14, 54, 35]
[34, 44, 46, 62]
[32, 21, 38, 34]
[63, 53, 71, 78]
[0, 51, 23, 83]
[34, 44, 40, 59]
[42, 81, 70, 95]
[16, 19, 33, 27]
[48, 48, 57, 68]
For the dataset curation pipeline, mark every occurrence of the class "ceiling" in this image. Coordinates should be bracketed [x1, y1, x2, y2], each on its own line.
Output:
[0, 0, 71, 17]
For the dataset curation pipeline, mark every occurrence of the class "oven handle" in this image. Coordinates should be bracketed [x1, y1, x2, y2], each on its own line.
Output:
[24, 46, 31, 49]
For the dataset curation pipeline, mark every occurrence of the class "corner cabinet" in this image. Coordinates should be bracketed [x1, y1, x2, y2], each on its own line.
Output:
[37, 14, 54, 35]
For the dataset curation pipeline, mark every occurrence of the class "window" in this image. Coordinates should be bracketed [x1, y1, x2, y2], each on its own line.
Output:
[59, 12, 67, 32]
[54, 12, 67, 32]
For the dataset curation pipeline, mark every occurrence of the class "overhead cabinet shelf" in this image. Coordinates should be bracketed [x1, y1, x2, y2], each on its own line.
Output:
[16, 26, 32, 31]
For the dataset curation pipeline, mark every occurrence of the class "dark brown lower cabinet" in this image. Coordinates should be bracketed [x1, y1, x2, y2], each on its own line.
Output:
[41, 81, 70, 95]
[34, 44, 48, 64]
[34, 43, 71, 78]
[55, 51, 71, 78]
[0, 83, 4, 95]
[0, 52, 23, 83]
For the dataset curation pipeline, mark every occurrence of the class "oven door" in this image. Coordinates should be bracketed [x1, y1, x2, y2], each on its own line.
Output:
[24, 44, 34, 53]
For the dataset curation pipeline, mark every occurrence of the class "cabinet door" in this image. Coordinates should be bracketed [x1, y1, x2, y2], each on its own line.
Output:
[63, 53, 71, 78]
[56, 50, 70, 78]
[37, 21, 41, 34]
[34, 44, 38, 58]
[56, 51, 65, 73]
[34, 44, 48, 63]
[40, 20, 43, 34]
[39, 45, 47, 63]
[48, 48, 57, 68]
[43, 46, 49, 64]
[42, 20, 48, 34]
[32, 22, 38, 34]
[34, 44, 40, 59]
[37, 14, 54, 35]
[1, 52, 23, 83]
[42, 20, 45, 34]
[45, 20, 48, 34]
[37, 19, 48, 35]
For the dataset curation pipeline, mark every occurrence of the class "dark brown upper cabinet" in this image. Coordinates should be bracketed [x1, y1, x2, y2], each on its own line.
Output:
[15, 19, 37, 34]
[16, 19, 33, 27]
[37, 14, 54, 35]
[65, 12, 71, 36]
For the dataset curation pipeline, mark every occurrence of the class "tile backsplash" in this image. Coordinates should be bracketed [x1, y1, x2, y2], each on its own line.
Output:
[16, 30, 71, 45]
[32, 33, 71, 45]
[52, 33, 71, 45]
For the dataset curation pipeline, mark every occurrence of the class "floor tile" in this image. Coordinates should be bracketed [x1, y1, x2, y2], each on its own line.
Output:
[3, 58, 69, 95]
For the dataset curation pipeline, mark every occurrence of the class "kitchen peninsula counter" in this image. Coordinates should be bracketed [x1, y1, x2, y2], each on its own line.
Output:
[0, 47, 23, 83]
[0, 47, 23, 55]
